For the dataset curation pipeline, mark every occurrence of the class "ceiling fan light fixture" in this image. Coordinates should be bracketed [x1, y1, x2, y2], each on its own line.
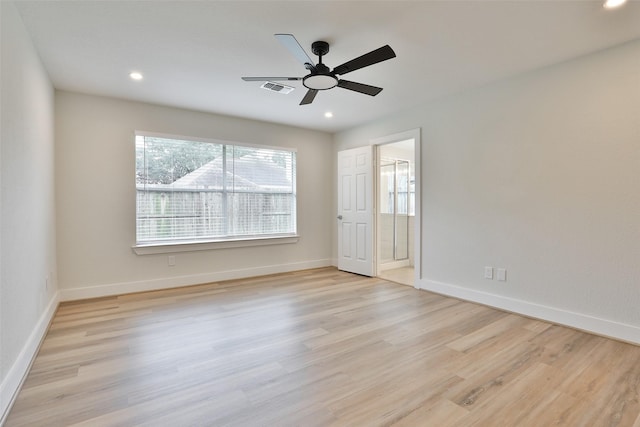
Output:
[303, 74, 338, 90]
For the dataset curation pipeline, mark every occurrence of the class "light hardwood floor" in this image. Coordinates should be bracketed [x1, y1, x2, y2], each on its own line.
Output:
[6, 267, 640, 426]
[378, 267, 414, 287]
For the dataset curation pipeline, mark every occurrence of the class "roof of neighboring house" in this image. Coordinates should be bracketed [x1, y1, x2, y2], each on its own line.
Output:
[171, 155, 293, 191]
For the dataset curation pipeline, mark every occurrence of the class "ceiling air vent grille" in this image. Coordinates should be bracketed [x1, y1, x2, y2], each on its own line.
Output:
[260, 81, 295, 94]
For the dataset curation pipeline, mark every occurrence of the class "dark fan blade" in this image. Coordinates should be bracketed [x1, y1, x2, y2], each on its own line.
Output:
[242, 77, 302, 81]
[337, 80, 383, 96]
[275, 34, 316, 72]
[333, 45, 396, 76]
[300, 89, 318, 105]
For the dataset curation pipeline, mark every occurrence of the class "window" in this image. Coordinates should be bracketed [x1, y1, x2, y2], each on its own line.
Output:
[135, 133, 296, 246]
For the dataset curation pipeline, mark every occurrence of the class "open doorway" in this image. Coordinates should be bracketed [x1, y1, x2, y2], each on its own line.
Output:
[376, 138, 416, 287]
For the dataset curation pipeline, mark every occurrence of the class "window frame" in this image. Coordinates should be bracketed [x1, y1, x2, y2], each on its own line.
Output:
[132, 131, 299, 254]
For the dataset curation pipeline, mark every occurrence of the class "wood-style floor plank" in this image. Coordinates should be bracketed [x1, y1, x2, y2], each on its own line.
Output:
[5, 267, 640, 426]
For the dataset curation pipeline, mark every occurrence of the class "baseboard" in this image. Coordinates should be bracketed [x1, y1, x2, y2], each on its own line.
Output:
[417, 278, 640, 346]
[60, 259, 332, 301]
[0, 291, 60, 425]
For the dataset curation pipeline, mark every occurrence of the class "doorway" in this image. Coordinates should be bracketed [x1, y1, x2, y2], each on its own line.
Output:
[374, 132, 419, 287]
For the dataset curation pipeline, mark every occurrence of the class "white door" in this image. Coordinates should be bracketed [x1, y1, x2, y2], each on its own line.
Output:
[337, 146, 374, 276]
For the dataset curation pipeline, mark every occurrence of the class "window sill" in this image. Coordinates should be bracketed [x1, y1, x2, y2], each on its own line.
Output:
[132, 235, 300, 255]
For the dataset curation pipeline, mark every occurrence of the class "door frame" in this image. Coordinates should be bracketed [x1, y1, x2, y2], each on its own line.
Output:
[371, 129, 421, 286]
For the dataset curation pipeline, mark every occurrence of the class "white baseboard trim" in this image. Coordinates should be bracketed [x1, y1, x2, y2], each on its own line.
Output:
[60, 259, 332, 302]
[418, 278, 640, 346]
[1, 291, 60, 425]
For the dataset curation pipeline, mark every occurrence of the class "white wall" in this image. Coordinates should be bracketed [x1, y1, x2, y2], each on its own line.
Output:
[1, 1, 58, 420]
[55, 92, 333, 299]
[334, 40, 640, 343]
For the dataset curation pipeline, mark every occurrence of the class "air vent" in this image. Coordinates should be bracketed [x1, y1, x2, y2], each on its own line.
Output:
[260, 81, 295, 94]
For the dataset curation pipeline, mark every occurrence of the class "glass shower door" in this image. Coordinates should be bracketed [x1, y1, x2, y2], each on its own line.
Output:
[395, 160, 409, 261]
[379, 160, 409, 262]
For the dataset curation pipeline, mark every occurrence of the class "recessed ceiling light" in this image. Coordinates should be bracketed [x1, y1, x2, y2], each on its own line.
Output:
[129, 72, 143, 80]
[324, 112, 334, 118]
[603, 0, 627, 9]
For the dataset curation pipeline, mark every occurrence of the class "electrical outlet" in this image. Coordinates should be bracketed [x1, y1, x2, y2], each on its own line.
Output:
[168, 255, 176, 267]
[484, 267, 493, 279]
[497, 268, 507, 281]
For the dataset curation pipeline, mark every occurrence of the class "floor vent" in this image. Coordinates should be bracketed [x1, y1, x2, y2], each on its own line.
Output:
[261, 81, 295, 94]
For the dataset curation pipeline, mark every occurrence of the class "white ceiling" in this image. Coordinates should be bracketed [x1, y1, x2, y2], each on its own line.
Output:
[15, 0, 640, 133]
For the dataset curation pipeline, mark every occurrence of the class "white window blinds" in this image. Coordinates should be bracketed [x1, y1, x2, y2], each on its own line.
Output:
[136, 133, 297, 245]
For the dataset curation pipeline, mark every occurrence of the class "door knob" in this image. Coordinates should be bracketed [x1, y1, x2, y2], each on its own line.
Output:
[337, 215, 343, 220]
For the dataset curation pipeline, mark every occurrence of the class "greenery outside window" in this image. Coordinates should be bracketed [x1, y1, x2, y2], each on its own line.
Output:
[135, 132, 297, 247]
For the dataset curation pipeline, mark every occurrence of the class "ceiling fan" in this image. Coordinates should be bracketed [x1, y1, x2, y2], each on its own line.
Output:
[242, 34, 396, 105]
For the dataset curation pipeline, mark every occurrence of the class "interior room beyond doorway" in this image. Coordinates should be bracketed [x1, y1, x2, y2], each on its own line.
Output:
[377, 139, 415, 287]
